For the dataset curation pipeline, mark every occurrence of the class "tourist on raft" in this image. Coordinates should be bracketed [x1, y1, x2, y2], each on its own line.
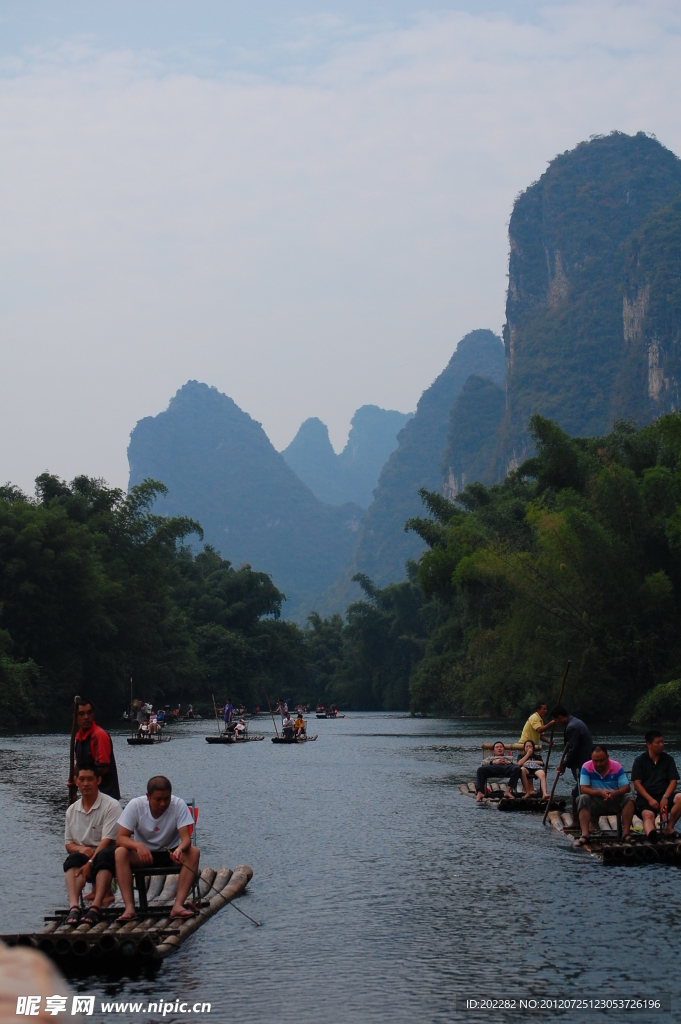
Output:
[475, 741, 522, 803]
[234, 717, 247, 738]
[631, 731, 681, 839]
[115, 775, 200, 921]
[294, 712, 306, 738]
[63, 765, 121, 926]
[551, 705, 592, 815]
[574, 745, 635, 847]
[518, 701, 551, 746]
[517, 740, 548, 799]
[73, 696, 121, 800]
[282, 712, 295, 739]
[223, 699, 233, 727]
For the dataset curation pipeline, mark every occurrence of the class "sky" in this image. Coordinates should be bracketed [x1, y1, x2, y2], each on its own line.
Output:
[1, 1, 681, 492]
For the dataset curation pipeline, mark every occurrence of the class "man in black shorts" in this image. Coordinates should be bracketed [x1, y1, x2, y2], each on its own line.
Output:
[115, 775, 200, 921]
[63, 765, 121, 926]
[631, 731, 681, 839]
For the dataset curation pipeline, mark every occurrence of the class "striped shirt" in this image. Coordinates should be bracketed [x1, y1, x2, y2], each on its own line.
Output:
[580, 759, 628, 791]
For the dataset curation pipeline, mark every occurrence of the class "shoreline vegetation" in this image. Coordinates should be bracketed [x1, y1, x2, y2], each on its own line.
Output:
[5, 412, 681, 731]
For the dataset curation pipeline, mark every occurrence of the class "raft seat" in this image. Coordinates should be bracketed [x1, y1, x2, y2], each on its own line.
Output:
[134, 868, 200, 913]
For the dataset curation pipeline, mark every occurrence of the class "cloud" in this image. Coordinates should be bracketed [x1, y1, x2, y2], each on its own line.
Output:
[0, 1, 680, 491]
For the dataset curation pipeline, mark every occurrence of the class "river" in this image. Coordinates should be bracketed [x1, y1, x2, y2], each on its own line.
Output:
[0, 715, 678, 1023]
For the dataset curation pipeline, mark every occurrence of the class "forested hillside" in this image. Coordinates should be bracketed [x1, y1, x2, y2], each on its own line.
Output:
[345, 329, 505, 589]
[0, 475, 304, 730]
[497, 131, 681, 475]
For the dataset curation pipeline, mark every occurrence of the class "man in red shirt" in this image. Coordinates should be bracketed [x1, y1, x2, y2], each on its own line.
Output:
[74, 697, 121, 800]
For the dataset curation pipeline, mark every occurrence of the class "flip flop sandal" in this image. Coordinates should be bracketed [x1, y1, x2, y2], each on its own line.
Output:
[82, 906, 102, 926]
[65, 907, 81, 925]
[573, 836, 589, 848]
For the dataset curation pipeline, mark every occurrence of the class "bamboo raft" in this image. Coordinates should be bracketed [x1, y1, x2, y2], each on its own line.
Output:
[459, 781, 565, 813]
[544, 810, 681, 865]
[127, 734, 171, 745]
[271, 734, 318, 744]
[205, 735, 265, 744]
[0, 864, 253, 967]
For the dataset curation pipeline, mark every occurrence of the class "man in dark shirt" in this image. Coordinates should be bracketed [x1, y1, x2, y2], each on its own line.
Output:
[631, 731, 681, 838]
[552, 705, 593, 812]
[74, 697, 121, 800]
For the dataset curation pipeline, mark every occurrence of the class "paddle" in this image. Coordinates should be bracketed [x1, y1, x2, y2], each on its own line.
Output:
[542, 743, 569, 825]
[212, 693, 222, 738]
[264, 690, 279, 738]
[67, 694, 81, 806]
[543, 660, 571, 776]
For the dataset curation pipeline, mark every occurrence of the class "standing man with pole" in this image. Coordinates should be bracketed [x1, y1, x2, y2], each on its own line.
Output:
[551, 705, 592, 819]
[73, 696, 121, 800]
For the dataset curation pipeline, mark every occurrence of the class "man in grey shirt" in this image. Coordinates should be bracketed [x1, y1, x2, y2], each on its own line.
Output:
[63, 765, 121, 926]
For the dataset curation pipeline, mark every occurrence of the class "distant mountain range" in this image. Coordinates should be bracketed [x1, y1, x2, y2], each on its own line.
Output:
[282, 405, 413, 508]
[127, 382, 363, 620]
[128, 131, 681, 621]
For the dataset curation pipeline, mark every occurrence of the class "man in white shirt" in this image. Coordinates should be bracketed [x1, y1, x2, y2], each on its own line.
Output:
[63, 765, 121, 927]
[115, 775, 200, 921]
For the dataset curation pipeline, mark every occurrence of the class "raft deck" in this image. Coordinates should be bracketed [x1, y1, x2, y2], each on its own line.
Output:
[459, 781, 565, 813]
[205, 735, 265, 744]
[544, 810, 681, 865]
[0, 864, 253, 967]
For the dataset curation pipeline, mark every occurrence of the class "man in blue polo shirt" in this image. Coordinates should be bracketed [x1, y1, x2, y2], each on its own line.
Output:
[574, 744, 635, 847]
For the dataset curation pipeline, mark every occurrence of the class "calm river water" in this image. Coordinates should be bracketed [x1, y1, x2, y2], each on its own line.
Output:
[1, 715, 679, 1023]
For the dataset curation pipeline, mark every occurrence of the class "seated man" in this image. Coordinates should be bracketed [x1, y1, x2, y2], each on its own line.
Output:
[115, 775, 200, 921]
[475, 742, 521, 803]
[234, 717, 247, 738]
[294, 713, 306, 738]
[631, 731, 681, 839]
[575, 745, 635, 846]
[519, 701, 550, 745]
[282, 712, 295, 738]
[63, 765, 121, 926]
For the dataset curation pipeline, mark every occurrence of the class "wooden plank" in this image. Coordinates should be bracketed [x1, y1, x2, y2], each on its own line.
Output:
[560, 812, 573, 829]
[467, 782, 476, 793]
[598, 816, 611, 831]
[607, 815, 618, 831]
[547, 811, 563, 831]
[459, 785, 468, 794]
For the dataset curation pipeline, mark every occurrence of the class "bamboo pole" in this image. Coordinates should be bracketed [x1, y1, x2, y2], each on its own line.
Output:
[264, 690, 279, 738]
[67, 695, 81, 806]
[212, 693, 222, 737]
[543, 660, 570, 776]
[542, 743, 569, 825]
[155, 865, 252, 957]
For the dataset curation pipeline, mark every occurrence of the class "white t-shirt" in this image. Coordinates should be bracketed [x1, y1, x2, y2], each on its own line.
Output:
[64, 792, 121, 848]
[117, 794, 193, 851]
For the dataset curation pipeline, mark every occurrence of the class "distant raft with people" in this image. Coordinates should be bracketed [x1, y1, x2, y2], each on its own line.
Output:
[0, 865, 254, 968]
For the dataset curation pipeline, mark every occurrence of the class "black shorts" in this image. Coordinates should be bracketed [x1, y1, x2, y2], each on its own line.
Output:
[635, 793, 681, 818]
[63, 847, 116, 878]
[149, 849, 178, 868]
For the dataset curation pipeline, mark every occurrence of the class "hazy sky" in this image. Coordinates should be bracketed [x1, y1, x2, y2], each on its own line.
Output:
[1, 1, 681, 492]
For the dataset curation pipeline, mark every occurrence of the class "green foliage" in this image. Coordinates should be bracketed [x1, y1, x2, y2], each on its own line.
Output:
[631, 679, 681, 725]
[407, 411, 681, 720]
[0, 474, 302, 729]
